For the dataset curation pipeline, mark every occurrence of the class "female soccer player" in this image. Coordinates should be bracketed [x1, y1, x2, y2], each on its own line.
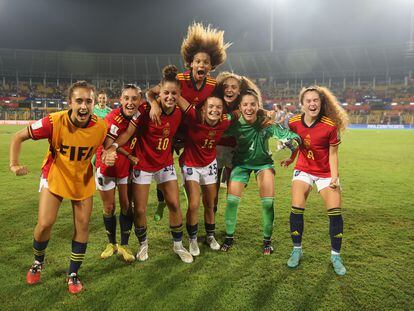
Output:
[9, 81, 108, 294]
[221, 89, 301, 255]
[95, 84, 141, 262]
[177, 94, 234, 256]
[104, 65, 193, 263]
[214, 72, 263, 212]
[147, 22, 231, 221]
[282, 86, 349, 276]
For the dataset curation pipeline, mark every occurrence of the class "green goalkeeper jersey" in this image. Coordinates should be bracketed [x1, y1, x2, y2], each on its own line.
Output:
[226, 116, 300, 168]
[93, 106, 112, 119]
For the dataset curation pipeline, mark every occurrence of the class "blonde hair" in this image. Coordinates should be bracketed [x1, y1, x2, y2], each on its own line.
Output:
[299, 86, 349, 133]
[181, 22, 232, 70]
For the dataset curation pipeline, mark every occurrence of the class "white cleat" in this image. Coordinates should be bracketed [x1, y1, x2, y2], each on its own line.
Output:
[189, 238, 200, 257]
[206, 236, 221, 250]
[173, 241, 193, 263]
[136, 240, 149, 262]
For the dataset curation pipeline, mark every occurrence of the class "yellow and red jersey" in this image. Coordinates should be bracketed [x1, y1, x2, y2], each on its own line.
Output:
[288, 114, 340, 178]
[179, 106, 232, 167]
[96, 107, 135, 178]
[28, 110, 107, 200]
[177, 70, 216, 108]
[131, 103, 182, 172]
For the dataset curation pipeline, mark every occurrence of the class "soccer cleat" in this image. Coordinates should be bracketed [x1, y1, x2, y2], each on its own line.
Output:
[331, 254, 346, 276]
[67, 273, 83, 294]
[100, 243, 118, 259]
[263, 240, 274, 255]
[118, 245, 135, 263]
[173, 241, 193, 263]
[287, 248, 303, 268]
[136, 240, 149, 262]
[206, 236, 220, 251]
[220, 237, 234, 252]
[189, 238, 200, 256]
[26, 261, 43, 285]
[154, 202, 166, 222]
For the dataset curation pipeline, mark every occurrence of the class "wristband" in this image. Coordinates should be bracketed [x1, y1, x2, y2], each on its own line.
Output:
[111, 142, 119, 149]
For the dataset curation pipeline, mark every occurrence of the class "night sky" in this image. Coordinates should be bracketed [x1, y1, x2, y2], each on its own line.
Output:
[0, 0, 412, 54]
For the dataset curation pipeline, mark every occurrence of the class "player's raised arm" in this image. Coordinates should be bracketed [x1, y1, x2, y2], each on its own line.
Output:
[9, 127, 31, 176]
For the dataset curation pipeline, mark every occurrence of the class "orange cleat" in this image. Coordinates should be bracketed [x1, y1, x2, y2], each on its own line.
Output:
[26, 261, 43, 285]
[67, 273, 83, 294]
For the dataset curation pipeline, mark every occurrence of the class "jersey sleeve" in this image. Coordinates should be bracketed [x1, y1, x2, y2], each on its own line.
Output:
[182, 105, 197, 125]
[28, 115, 53, 140]
[268, 124, 301, 142]
[329, 126, 341, 146]
[131, 104, 146, 128]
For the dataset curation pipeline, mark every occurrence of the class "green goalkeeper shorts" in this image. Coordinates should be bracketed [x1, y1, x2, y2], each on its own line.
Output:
[230, 164, 274, 184]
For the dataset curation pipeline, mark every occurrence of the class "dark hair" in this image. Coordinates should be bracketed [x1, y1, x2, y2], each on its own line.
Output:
[161, 65, 179, 85]
[68, 81, 96, 100]
[97, 89, 107, 96]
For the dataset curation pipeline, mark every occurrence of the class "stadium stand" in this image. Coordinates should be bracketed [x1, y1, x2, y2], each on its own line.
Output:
[0, 43, 413, 123]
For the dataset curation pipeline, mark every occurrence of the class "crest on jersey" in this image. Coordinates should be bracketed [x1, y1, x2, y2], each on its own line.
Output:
[208, 130, 216, 138]
[304, 134, 311, 149]
[187, 168, 193, 175]
[162, 127, 170, 137]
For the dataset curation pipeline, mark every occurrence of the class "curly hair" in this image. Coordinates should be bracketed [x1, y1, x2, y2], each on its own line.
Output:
[181, 22, 232, 70]
[299, 86, 349, 133]
[161, 65, 179, 85]
[216, 72, 262, 107]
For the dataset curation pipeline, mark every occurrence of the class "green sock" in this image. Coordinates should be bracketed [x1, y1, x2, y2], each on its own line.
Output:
[225, 194, 241, 236]
[261, 197, 275, 239]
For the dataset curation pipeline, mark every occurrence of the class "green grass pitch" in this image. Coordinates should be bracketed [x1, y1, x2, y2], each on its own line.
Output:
[0, 125, 413, 310]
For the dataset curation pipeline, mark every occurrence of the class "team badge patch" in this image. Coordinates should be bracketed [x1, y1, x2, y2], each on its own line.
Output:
[208, 130, 216, 138]
[162, 127, 170, 137]
[187, 168, 193, 175]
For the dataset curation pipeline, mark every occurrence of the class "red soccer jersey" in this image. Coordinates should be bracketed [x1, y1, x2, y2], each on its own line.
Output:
[217, 101, 238, 147]
[131, 103, 182, 172]
[179, 106, 232, 167]
[288, 114, 341, 178]
[28, 112, 102, 179]
[176, 70, 216, 107]
[96, 108, 135, 178]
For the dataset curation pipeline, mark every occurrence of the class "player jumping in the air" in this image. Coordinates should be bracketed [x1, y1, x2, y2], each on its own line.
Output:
[147, 22, 231, 221]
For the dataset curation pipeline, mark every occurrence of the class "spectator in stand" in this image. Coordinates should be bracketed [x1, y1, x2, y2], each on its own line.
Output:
[282, 106, 294, 129]
[273, 104, 286, 126]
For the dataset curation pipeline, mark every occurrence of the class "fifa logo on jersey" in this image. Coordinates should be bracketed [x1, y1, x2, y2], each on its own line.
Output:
[304, 134, 311, 149]
[60, 144, 94, 161]
[162, 127, 170, 137]
[208, 130, 216, 138]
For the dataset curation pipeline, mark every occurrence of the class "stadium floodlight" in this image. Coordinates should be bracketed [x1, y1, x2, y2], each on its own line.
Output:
[49, 101, 54, 104]
[286, 103, 291, 106]
[391, 102, 398, 106]
[36, 101, 41, 104]
[62, 101, 67, 105]
[355, 103, 361, 106]
[342, 103, 348, 106]
[5, 100, 10, 103]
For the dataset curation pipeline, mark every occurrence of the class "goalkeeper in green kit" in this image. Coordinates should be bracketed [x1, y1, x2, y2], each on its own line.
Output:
[220, 89, 301, 255]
